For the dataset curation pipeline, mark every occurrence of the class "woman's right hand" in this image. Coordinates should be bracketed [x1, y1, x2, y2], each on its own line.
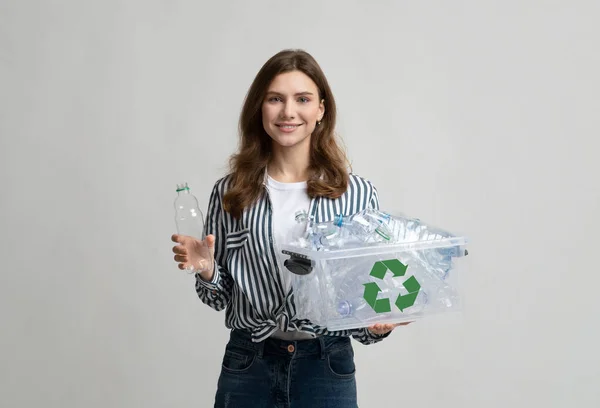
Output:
[171, 234, 216, 281]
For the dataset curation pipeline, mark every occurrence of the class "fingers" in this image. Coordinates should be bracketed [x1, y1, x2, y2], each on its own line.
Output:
[368, 324, 388, 335]
[171, 234, 214, 272]
[368, 322, 412, 335]
[380, 324, 394, 333]
[172, 245, 187, 255]
[174, 255, 187, 263]
[173, 234, 214, 248]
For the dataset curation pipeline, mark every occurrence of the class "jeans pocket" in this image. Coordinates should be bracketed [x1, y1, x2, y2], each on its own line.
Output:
[221, 344, 256, 373]
[326, 345, 356, 379]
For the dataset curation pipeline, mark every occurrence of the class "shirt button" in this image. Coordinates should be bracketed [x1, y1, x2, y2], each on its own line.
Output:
[287, 345, 295, 353]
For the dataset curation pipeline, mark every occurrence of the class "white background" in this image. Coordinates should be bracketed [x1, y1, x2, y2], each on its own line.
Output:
[1, 0, 598, 407]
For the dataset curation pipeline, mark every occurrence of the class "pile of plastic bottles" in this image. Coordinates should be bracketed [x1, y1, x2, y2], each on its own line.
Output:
[295, 209, 455, 248]
[290, 209, 467, 280]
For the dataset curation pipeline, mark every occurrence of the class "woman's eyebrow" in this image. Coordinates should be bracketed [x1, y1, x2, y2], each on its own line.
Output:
[266, 91, 315, 96]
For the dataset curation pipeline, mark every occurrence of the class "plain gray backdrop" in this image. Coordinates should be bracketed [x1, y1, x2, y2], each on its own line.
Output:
[1, 0, 598, 407]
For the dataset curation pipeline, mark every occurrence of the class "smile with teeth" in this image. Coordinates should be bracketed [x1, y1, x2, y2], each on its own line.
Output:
[277, 124, 301, 129]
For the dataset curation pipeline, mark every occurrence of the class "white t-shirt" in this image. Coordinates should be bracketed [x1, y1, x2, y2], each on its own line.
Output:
[265, 175, 311, 291]
[265, 174, 315, 340]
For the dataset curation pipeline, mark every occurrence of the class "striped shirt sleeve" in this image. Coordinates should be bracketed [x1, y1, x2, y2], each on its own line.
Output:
[369, 183, 380, 210]
[195, 178, 233, 311]
[351, 327, 392, 344]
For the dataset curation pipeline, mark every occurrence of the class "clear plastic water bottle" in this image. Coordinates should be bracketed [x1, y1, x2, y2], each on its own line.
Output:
[412, 224, 468, 279]
[335, 213, 392, 243]
[336, 298, 376, 319]
[337, 299, 361, 317]
[174, 182, 208, 272]
[312, 221, 343, 249]
[301, 212, 392, 251]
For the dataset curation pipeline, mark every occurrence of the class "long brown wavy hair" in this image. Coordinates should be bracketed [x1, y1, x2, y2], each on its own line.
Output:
[223, 49, 350, 219]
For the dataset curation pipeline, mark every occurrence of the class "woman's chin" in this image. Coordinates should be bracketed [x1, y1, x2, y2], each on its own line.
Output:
[271, 134, 311, 150]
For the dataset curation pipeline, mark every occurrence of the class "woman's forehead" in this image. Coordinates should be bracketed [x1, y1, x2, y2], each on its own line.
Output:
[267, 71, 318, 94]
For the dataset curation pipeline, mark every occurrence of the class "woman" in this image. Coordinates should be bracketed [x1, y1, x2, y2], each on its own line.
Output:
[172, 49, 405, 407]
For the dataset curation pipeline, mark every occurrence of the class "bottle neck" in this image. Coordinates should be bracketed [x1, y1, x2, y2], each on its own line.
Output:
[334, 214, 345, 227]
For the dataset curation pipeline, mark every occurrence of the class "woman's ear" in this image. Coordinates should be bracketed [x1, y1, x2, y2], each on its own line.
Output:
[319, 99, 325, 121]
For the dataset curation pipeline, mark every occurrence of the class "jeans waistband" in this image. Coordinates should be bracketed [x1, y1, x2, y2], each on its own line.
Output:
[229, 329, 351, 359]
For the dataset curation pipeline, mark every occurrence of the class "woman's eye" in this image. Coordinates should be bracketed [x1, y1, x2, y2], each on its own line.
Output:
[268, 96, 282, 102]
[298, 97, 310, 103]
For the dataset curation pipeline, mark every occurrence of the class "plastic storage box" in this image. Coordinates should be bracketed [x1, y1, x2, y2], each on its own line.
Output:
[281, 235, 468, 331]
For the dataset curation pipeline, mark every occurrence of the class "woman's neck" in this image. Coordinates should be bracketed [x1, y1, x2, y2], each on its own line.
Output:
[268, 145, 310, 183]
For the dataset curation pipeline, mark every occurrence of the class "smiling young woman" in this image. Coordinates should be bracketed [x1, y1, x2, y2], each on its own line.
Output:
[223, 50, 350, 219]
[171, 49, 404, 408]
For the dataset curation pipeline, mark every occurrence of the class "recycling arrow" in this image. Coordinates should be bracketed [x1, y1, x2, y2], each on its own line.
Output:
[363, 282, 392, 313]
[362, 258, 421, 313]
[369, 259, 408, 279]
[394, 275, 421, 312]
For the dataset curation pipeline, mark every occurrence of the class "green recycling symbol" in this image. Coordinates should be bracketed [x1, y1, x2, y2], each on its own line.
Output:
[363, 259, 421, 313]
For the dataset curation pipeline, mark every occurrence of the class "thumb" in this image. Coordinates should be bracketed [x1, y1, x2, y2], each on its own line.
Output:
[205, 234, 216, 248]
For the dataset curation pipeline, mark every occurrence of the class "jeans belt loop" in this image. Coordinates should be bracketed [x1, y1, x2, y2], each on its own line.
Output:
[318, 337, 326, 360]
[256, 339, 265, 358]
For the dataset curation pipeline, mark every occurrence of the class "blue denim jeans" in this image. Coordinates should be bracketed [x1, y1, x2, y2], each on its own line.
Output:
[214, 329, 358, 408]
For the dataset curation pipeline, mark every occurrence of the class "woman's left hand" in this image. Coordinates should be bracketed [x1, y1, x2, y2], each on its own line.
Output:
[367, 322, 413, 336]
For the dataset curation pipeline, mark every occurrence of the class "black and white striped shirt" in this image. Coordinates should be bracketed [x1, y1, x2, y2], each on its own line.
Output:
[196, 172, 389, 345]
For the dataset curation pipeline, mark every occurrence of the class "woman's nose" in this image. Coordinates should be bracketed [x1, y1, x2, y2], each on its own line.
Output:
[281, 101, 295, 119]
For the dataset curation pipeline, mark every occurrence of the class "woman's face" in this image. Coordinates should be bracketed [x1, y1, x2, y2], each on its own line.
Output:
[261, 70, 325, 151]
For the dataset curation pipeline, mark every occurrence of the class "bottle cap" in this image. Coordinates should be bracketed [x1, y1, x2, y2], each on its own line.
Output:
[337, 300, 352, 316]
[176, 182, 190, 192]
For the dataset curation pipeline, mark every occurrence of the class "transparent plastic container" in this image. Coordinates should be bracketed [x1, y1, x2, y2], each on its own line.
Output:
[281, 233, 468, 331]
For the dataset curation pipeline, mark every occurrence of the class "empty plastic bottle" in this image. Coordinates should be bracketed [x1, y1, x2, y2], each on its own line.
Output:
[336, 298, 375, 319]
[174, 183, 205, 239]
[310, 221, 344, 249]
[337, 300, 353, 316]
[412, 224, 468, 279]
[174, 182, 209, 272]
[334, 213, 392, 243]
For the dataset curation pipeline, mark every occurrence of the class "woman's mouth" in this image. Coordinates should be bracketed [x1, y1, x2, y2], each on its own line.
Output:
[276, 124, 302, 133]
